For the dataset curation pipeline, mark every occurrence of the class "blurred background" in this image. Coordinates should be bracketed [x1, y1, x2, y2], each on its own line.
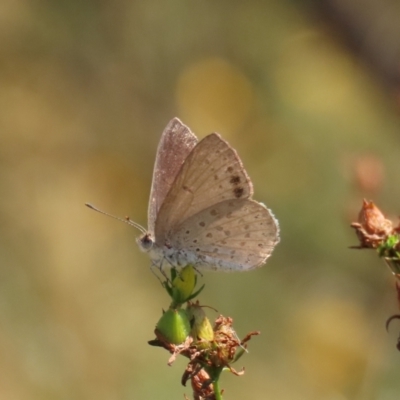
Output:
[1, 0, 400, 399]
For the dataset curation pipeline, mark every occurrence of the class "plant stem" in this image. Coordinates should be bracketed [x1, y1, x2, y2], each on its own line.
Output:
[214, 379, 223, 400]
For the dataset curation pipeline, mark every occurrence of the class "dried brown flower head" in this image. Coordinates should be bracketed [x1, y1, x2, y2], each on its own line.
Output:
[151, 304, 259, 400]
[351, 199, 394, 248]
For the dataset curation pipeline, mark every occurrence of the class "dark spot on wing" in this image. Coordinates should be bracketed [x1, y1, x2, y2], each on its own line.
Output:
[227, 166, 234, 173]
[233, 187, 244, 198]
[199, 221, 205, 227]
[230, 175, 241, 185]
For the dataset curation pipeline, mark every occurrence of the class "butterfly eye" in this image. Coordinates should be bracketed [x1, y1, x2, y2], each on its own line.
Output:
[139, 234, 154, 251]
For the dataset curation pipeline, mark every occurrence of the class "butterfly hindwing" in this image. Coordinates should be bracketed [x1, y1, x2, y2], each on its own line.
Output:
[168, 199, 279, 271]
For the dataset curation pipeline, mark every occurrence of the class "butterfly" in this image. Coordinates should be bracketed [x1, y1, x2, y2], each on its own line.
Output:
[136, 117, 280, 272]
[88, 118, 279, 271]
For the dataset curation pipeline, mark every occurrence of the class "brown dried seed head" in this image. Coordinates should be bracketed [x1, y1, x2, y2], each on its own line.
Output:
[358, 199, 393, 236]
[351, 199, 396, 249]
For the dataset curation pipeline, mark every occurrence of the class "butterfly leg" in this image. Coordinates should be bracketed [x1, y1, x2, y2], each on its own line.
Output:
[149, 259, 171, 286]
[192, 263, 203, 278]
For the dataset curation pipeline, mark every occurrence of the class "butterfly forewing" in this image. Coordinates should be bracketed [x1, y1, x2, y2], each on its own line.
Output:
[155, 133, 253, 244]
[169, 199, 279, 271]
[148, 118, 198, 234]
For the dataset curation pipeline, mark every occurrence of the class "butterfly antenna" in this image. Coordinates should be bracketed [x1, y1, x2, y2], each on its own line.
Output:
[85, 203, 147, 234]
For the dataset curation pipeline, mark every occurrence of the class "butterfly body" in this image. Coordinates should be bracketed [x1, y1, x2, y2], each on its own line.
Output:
[138, 238, 209, 270]
[137, 118, 279, 272]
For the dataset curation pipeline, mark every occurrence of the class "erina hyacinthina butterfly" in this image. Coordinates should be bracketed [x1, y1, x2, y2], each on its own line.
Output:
[87, 118, 279, 271]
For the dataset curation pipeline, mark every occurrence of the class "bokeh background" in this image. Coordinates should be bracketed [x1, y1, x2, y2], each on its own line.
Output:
[2, 0, 400, 399]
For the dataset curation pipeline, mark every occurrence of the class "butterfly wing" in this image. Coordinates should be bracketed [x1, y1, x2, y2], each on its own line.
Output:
[155, 133, 254, 244]
[168, 199, 279, 270]
[148, 118, 198, 234]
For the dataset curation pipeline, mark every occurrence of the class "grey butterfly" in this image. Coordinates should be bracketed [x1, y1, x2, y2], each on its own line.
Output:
[137, 118, 279, 272]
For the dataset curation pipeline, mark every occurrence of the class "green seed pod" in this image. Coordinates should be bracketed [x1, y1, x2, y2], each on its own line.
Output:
[156, 308, 191, 345]
[171, 265, 196, 304]
[186, 302, 214, 343]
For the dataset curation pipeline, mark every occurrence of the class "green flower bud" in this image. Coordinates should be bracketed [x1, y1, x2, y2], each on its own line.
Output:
[171, 265, 196, 304]
[186, 302, 214, 342]
[156, 308, 191, 345]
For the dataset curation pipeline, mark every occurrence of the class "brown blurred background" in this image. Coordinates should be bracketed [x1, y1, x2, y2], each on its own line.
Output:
[1, 0, 400, 399]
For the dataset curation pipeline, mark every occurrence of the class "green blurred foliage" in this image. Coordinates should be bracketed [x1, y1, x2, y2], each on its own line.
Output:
[1, 0, 400, 399]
